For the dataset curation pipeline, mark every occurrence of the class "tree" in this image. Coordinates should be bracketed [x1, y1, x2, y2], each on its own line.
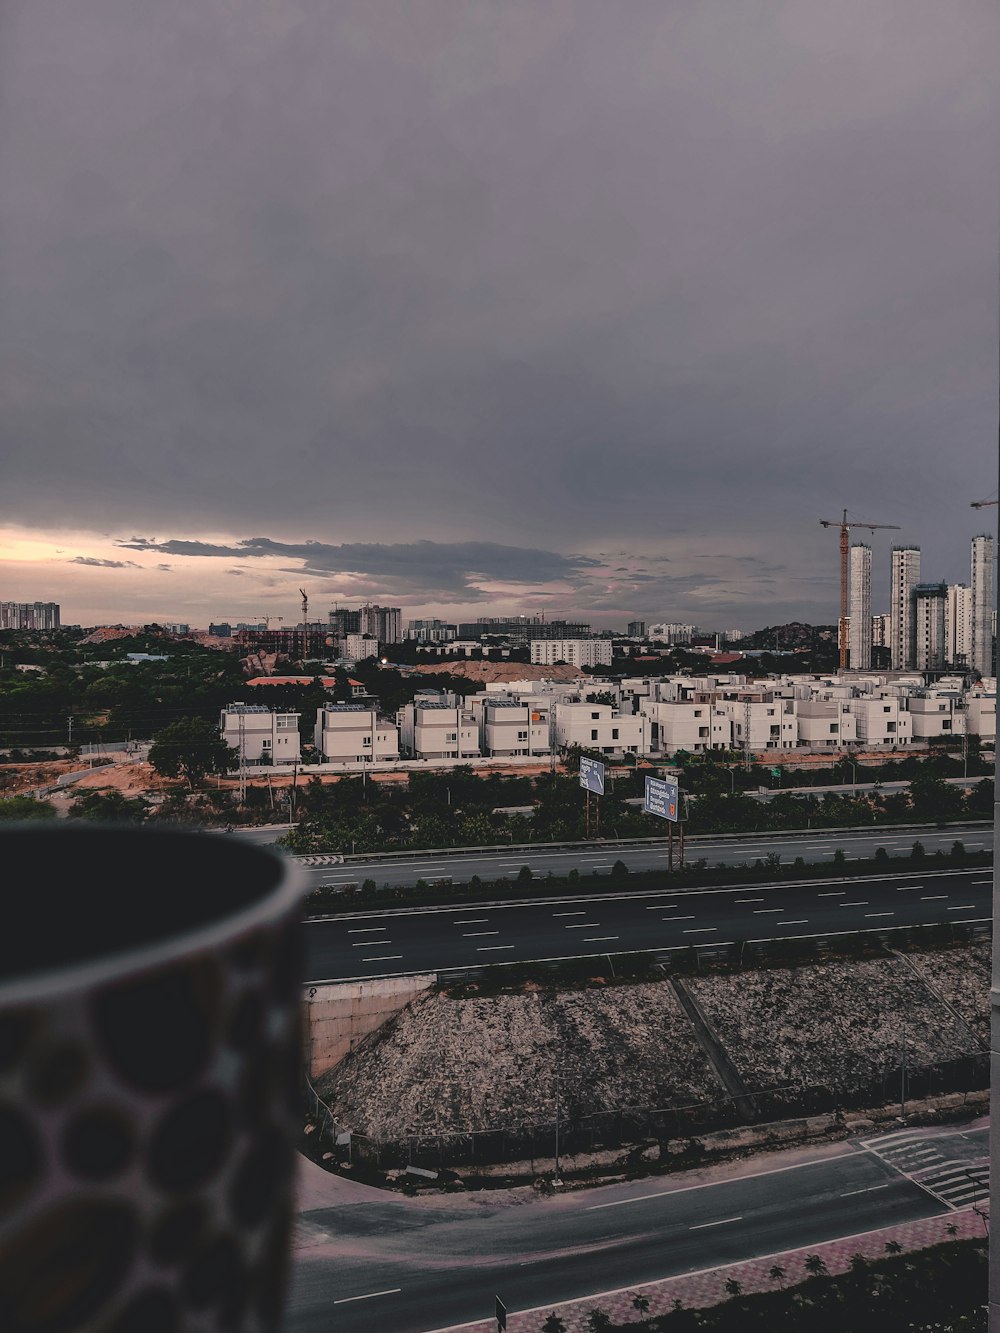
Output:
[69, 789, 150, 823]
[541, 1316, 567, 1333]
[0, 794, 57, 821]
[768, 1265, 786, 1283]
[723, 1277, 743, 1297]
[631, 1293, 650, 1315]
[149, 717, 238, 787]
[585, 1310, 612, 1333]
[804, 1253, 828, 1276]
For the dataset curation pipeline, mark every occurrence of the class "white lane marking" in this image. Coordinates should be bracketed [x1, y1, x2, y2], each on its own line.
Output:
[334, 1289, 402, 1304]
[462, 931, 499, 937]
[838, 901, 868, 906]
[735, 898, 764, 903]
[921, 895, 948, 901]
[564, 922, 600, 929]
[895, 886, 921, 891]
[648, 903, 682, 909]
[454, 918, 489, 924]
[355, 955, 402, 962]
[351, 940, 394, 947]
[817, 891, 846, 897]
[668, 915, 696, 921]
[947, 905, 977, 911]
[584, 936, 620, 942]
[973, 879, 992, 884]
[777, 919, 809, 926]
[754, 908, 782, 914]
[683, 927, 717, 934]
[689, 1216, 742, 1230]
[476, 945, 516, 952]
[841, 1184, 890, 1197]
[553, 911, 588, 917]
[865, 912, 894, 918]
[347, 927, 386, 934]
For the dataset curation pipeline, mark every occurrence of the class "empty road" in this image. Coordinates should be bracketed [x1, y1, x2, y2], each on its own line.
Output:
[287, 1122, 989, 1333]
[304, 863, 991, 982]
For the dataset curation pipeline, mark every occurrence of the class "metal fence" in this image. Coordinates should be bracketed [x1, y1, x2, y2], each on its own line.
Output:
[304, 1051, 988, 1174]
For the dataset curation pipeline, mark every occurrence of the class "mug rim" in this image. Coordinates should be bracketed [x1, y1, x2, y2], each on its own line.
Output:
[0, 825, 306, 1006]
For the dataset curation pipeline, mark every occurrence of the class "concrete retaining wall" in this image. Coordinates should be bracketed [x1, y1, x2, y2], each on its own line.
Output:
[304, 975, 436, 1080]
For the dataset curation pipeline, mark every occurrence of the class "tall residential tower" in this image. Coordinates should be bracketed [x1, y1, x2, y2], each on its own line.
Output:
[970, 534, 994, 677]
[890, 546, 920, 669]
[848, 544, 872, 670]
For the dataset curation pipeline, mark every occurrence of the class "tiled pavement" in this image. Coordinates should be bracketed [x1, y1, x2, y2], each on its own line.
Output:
[439, 1204, 989, 1333]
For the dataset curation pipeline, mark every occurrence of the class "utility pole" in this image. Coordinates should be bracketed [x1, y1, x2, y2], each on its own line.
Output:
[237, 711, 247, 804]
[67, 715, 74, 746]
[552, 1067, 562, 1186]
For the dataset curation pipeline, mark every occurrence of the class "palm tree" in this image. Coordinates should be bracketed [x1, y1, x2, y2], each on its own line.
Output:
[768, 1264, 787, 1283]
[804, 1254, 828, 1276]
[884, 1239, 903, 1255]
[631, 1294, 651, 1316]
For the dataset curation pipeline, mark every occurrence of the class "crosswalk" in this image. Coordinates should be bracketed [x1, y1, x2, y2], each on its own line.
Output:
[862, 1129, 989, 1209]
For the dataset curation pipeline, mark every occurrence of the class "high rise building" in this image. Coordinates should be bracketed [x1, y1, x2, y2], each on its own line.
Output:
[627, 620, 646, 638]
[0, 601, 61, 630]
[848, 544, 872, 670]
[358, 603, 402, 644]
[945, 584, 971, 666]
[970, 534, 994, 677]
[871, 613, 891, 648]
[890, 546, 920, 669]
[914, 583, 948, 671]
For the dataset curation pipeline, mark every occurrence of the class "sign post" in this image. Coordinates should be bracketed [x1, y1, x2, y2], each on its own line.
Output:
[579, 758, 606, 839]
[644, 775, 681, 868]
[495, 1296, 507, 1332]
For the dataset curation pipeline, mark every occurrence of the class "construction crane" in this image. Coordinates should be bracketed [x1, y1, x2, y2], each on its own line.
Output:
[299, 588, 309, 660]
[820, 509, 900, 670]
[971, 496, 998, 509]
[255, 615, 284, 629]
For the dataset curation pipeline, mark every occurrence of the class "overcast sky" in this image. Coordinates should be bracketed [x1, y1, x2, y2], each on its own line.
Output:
[2, 1, 997, 629]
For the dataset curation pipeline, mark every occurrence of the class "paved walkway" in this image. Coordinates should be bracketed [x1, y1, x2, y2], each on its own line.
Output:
[438, 1204, 989, 1333]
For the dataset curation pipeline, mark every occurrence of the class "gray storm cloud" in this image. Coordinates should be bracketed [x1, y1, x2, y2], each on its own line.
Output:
[1, 1, 996, 623]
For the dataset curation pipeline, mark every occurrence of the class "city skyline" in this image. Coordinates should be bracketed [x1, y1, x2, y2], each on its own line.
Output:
[2, 2, 997, 628]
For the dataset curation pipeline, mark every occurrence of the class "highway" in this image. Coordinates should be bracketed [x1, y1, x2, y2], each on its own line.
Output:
[295, 823, 992, 891]
[304, 863, 991, 982]
[286, 1122, 989, 1333]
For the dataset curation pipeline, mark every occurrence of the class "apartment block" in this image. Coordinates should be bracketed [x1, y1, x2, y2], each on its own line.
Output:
[0, 601, 61, 630]
[397, 701, 481, 759]
[970, 535, 994, 677]
[314, 704, 399, 764]
[946, 585, 971, 666]
[847, 696, 913, 746]
[907, 691, 966, 741]
[553, 701, 648, 754]
[639, 699, 731, 753]
[914, 583, 948, 671]
[220, 704, 301, 764]
[848, 544, 872, 670]
[469, 698, 551, 757]
[890, 546, 920, 669]
[529, 638, 612, 668]
[795, 699, 858, 748]
[344, 633, 379, 661]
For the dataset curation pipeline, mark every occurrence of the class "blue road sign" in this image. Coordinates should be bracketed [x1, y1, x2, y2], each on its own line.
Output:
[644, 775, 679, 822]
[579, 757, 606, 795]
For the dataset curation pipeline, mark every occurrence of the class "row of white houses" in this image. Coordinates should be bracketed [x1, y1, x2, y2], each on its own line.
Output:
[220, 670, 996, 769]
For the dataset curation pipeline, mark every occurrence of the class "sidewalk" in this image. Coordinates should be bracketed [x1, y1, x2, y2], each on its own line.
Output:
[437, 1204, 989, 1333]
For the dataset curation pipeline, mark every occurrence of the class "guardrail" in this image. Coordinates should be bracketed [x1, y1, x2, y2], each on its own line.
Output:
[291, 819, 992, 865]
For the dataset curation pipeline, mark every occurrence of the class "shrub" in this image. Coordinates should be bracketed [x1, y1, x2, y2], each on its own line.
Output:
[517, 865, 533, 883]
[911, 841, 926, 860]
[833, 848, 846, 864]
[874, 846, 889, 862]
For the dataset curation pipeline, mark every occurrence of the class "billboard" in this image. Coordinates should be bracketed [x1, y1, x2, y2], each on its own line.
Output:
[644, 775, 679, 822]
[579, 756, 606, 795]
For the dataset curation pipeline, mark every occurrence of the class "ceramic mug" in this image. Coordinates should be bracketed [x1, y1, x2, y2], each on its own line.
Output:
[0, 825, 305, 1333]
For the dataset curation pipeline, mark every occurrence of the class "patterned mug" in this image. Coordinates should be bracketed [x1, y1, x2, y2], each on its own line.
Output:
[0, 825, 305, 1332]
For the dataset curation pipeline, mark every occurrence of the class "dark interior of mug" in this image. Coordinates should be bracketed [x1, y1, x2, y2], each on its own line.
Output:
[0, 826, 286, 982]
